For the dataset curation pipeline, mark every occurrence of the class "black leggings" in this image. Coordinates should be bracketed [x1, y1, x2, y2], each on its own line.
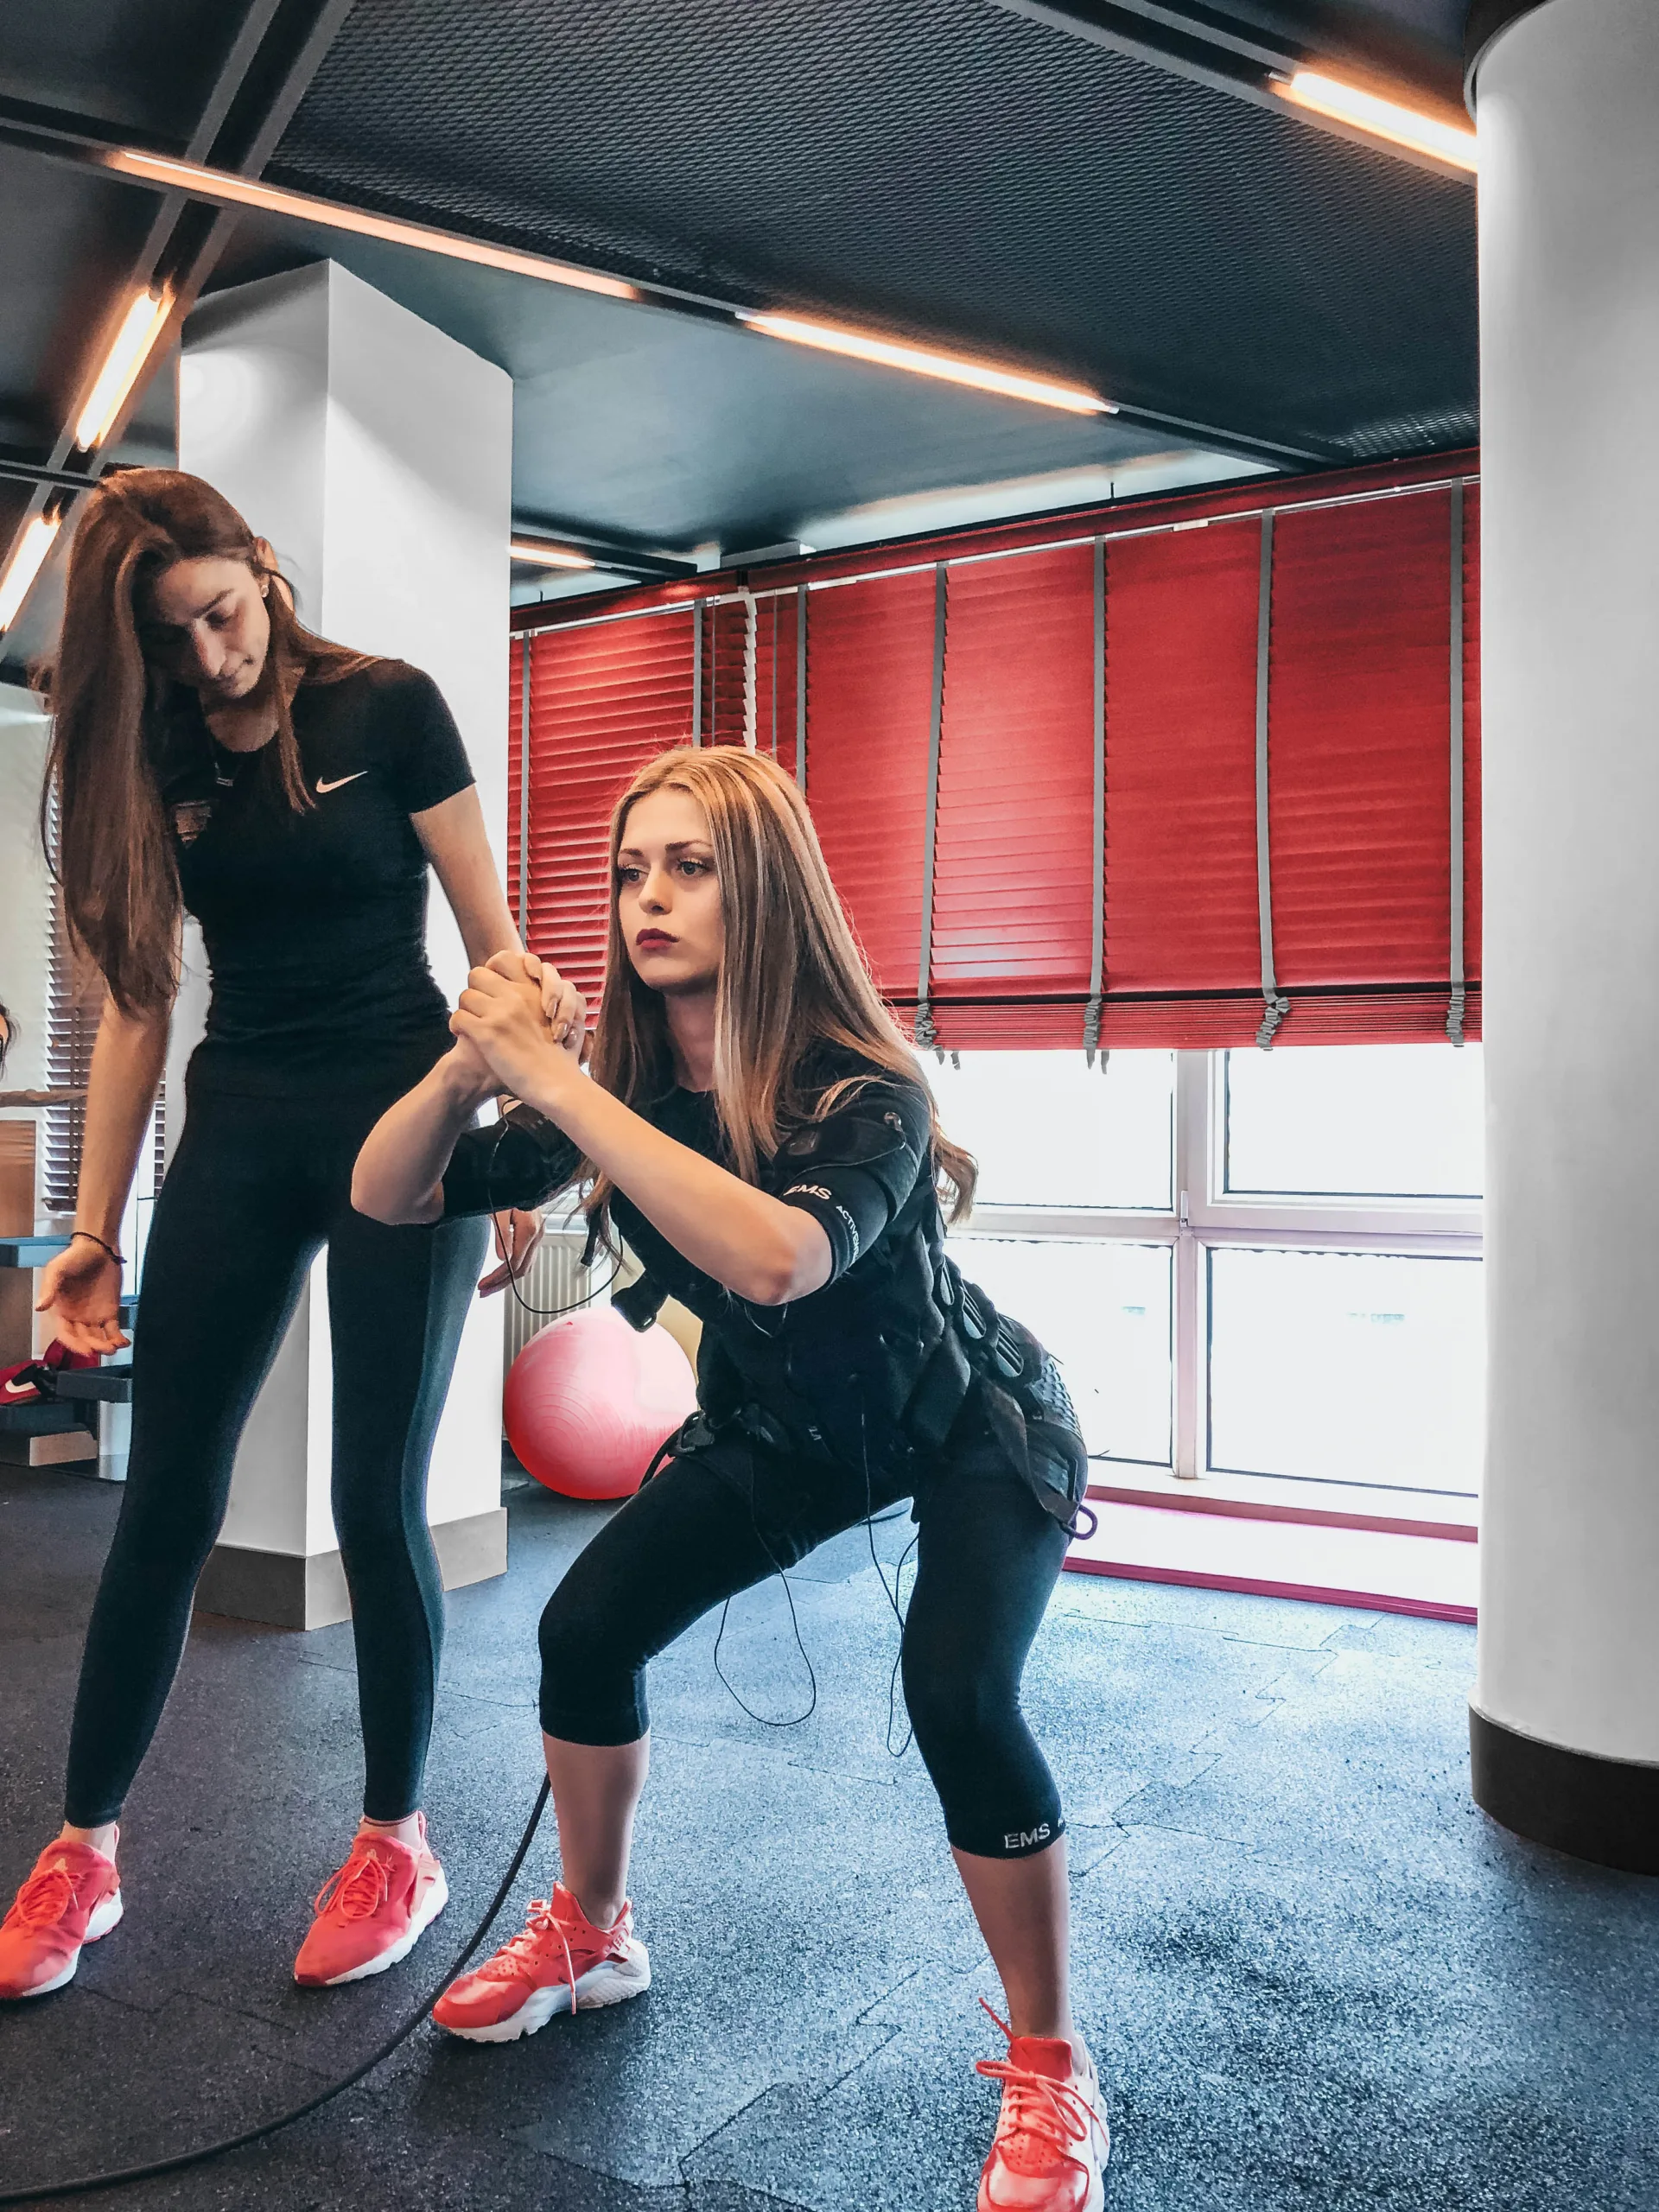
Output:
[63, 1077, 488, 1828]
[538, 1401, 1071, 1859]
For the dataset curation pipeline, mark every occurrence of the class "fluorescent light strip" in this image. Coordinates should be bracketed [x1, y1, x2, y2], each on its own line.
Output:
[0, 511, 63, 633]
[104, 147, 1111, 414]
[74, 289, 170, 450]
[510, 540, 597, 570]
[103, 149, 639, 302]
[1274, 70, 1478, 175]
[739, 313, 1114, 416]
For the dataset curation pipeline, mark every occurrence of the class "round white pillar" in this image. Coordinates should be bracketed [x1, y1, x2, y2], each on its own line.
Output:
[1471, 0, 1659, 1872]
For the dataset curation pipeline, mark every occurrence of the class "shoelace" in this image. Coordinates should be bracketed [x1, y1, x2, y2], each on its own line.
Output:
[975, 2001, 1097, 2181]
[480, 1895, 611, 2018]
[11, 1864, 76, 1930]
[312, 1846, 393, 1923]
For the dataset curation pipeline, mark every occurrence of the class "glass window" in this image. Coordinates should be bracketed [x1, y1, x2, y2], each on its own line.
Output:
[1207, 1246, 1484, 1494]
[950, 1234, 1173, 1465]
[930, 1050, 1174, 1211]
[1224, 1043, 1483, 1201]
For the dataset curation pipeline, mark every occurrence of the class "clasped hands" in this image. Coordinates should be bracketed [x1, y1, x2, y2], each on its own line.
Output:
[450, 950, 588, 1110]
[454, 953, 588, 1297]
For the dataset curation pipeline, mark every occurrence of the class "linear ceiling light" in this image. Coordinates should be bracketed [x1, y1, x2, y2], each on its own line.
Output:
[510, 539, 597, 570]
[1274, 70, 1478, 175]
[0, 510, 63, 633]
[738, 312, 1114, 415]
[74, 289, 170, 450]
[102, 149, 639, 302]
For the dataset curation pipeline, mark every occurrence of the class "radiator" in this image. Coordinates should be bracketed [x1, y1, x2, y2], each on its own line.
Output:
[501, 1226, 610, 1370]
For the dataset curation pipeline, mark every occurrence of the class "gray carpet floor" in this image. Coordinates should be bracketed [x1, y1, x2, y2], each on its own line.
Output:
[2, 1461, 1655, 2210]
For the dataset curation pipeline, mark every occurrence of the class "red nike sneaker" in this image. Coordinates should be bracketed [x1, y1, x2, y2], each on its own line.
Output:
[976, 2005, 1110, 2212]
[432, 1882, 651, 2043]
[293, 1819, 448, 1987]
[0, 1837, 123, 1999]
[0, 1339, 98, 1408]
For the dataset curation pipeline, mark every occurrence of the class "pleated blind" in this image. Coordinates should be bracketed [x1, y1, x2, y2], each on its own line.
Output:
[513, 607, 698, 1001]
[43, 886, 101, 1215]
[510, 454, 1481, 1048]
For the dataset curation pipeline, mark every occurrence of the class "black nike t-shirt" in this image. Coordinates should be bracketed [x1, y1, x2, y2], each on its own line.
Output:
[152, 659, 474, 1097]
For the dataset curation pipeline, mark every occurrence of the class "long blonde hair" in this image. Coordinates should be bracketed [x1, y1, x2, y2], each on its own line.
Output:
[581, 746, 975, 1242]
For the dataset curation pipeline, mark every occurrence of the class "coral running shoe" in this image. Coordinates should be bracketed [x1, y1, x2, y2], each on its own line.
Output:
[433, 1881, 650, 2044]
[976, 2004, 1110, 2212]
[293, 1819, 448, 1987]
[0, 1837, 123, 2000]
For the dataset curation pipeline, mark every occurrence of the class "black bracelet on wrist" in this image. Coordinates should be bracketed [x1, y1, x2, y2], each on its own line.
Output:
[70, 1230, 125, 1266]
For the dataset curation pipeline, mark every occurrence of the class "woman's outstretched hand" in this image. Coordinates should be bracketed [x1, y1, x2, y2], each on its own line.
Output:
[35, 1240, 128, 1357]
[452, 955, 586, 1104]
[477, 1205, 544, 1297]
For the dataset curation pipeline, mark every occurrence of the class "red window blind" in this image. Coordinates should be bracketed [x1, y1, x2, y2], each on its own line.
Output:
[517, 608, 696, 1001]
[695, 597, 750, 749]
[511, 454, 1481, 1051]
[753, 588, 803, 782]
[927, 546, 1097, 1049]
[800, 569, 938, 1001]
[1263, 490, 1471, 1041]
[1101, 518, 1263, 1046]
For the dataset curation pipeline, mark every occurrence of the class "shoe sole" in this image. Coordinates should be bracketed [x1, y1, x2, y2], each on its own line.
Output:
[301, 1869, 450, 1988]
[436, 1938, 651, 2044]
[978, 2149, 1108, 2212]
[3, 1889, 124, 2001]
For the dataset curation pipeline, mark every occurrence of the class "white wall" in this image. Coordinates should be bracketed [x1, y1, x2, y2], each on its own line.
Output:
[1476, 0, 1659, 1763]
[179, 260, 513, 1556]
[0, 691, 51, 1100]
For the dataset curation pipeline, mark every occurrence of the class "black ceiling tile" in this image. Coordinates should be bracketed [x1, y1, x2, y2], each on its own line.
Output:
[0, 0, 249, 144]
[0, 149, 164, 444]
[269, 0, 1476, 461]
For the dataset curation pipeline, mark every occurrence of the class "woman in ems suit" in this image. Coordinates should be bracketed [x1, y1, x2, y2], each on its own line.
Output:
[355, 744, 1109, 2212]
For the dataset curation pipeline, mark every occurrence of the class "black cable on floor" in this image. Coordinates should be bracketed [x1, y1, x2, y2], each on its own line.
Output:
[0, 1778, 551, 2206]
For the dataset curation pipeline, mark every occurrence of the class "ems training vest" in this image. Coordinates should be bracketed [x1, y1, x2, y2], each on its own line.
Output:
[440, 1048, 1089, 1525]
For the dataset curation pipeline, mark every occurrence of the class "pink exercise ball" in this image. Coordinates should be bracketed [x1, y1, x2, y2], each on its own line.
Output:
[505, 1306, 698, 1501]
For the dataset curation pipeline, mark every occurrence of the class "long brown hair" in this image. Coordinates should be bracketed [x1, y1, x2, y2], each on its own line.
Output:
[38, 469, 372, 1015]
[580, 745, 976, 1242]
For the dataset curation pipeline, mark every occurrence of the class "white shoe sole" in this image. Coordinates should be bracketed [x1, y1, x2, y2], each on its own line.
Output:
[307, 1868, 450, 1987]
[437, 1936, 651, 2044]
[8, 1888, 124, 2000]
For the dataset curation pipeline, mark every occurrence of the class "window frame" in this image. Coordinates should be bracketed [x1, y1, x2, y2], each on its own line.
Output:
[951, 1047, 1483, 1491]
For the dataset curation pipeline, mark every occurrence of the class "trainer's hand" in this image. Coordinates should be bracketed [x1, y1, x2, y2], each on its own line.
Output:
[477, 1205, 544, 1298]
[485, 950, 588, 1061]
[452, 962, 569, 1104]
[35, 1240, 127, 1357]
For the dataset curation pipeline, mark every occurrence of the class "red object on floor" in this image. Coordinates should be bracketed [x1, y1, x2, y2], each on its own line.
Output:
[0, 1339, 98, 1407]
[1065, 1497, 1478, 1623]
[504, 1307, 697, 1501]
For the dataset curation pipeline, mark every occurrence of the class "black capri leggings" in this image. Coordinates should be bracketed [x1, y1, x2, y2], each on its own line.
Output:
[62, 1075, 488, 1829]
[538, 1397, 1071, 1859]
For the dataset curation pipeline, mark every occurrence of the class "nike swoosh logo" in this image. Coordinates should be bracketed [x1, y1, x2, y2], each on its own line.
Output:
[3, 1377, 40, 1396]
[316, 772, 367, 794]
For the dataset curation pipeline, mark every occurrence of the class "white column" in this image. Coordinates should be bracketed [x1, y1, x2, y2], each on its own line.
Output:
[176, 261, 512, 1627]
[1472, 0, 1659, 1870]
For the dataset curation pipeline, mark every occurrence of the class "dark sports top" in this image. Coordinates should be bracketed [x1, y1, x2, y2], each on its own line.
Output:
[441, 1051, 957, 1468]
[152, 659, 474, 1096]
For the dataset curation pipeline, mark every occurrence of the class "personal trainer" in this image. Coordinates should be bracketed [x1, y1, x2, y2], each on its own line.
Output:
[0, 471, 543, 2004]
